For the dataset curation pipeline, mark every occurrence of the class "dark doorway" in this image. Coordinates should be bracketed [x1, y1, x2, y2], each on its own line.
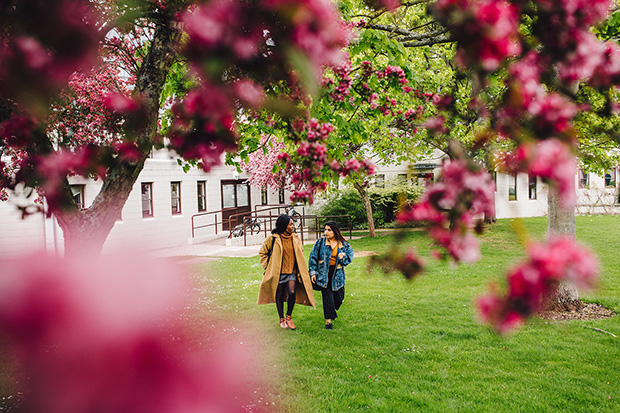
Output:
[221, 180, 251, 230]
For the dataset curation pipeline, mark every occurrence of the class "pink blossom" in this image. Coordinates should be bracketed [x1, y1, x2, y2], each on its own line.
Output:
[369, 93, 380, 109]
[399, 159, 495, 264]
[527, 92, 578, 136]
[233, 80, 266, 107]
[556, 30, 606, 84]
[477, 292, 524, 335]
[0, 115, 37, 148]
[105, 93, 140, 113]
[422, 116, 447, 135]
[0, 0, 100, 108]
[330, 160, 341, 171]
[531, 142, 575, 195]
[477, 236, 598, 334]
[432, 0, 522, 71]
[0, 251, 261, 412]
[590, 42, 620, 88]
[14, 36, 52, 69]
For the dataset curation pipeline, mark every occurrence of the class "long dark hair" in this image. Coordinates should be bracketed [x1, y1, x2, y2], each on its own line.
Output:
[272, 214, 292, 234]
[325, 220, 346, 243]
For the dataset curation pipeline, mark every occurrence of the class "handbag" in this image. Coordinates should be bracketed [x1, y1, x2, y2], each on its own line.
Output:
[312, 279, 322, 291]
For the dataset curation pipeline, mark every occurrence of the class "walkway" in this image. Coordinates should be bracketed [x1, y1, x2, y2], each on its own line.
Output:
[149, 237, 262, 259]
[149, 228, 397, 261]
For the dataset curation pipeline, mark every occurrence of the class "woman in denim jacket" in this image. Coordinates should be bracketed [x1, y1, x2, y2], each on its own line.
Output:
[308, 221, 354, 329]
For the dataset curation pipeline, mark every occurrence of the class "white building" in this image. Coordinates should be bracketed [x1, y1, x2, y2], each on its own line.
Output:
[371, 151, 620, 219]
[0, 148, 288, 258]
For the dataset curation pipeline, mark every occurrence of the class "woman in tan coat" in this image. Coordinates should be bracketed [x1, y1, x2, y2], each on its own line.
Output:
[258, 214, 315, 330]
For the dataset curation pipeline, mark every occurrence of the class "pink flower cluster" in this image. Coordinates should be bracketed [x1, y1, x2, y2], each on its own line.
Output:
[338, 158, 376, 176]
[0, 251, 260, 412]
[398, 159, 495, 263]
[172, 0, 351, 172]
[168, 86, 238, 172]
[421, 116, 448, 136]
[500, 138, 577, 207]
[536, 0, 612, 53]
[377, 65, 409, 85]
[0, 0, 100, 110]
[431, 0, 522, 72]
[328, 60, 353, 102]
[369, 247, 426, 280]
[31, 146, 109, 213]
[241, 134, 291, 188]
[502, 53, 578, 138]
[259, 117, 375, 204]
[477, 237, 598, 334]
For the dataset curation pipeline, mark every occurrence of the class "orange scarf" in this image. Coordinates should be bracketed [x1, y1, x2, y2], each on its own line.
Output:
[279, 232, 296, 274]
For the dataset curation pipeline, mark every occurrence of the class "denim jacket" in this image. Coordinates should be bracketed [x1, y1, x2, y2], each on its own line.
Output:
[308, 237, 354, 291]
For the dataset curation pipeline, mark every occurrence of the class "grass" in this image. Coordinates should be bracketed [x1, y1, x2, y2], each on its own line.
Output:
[187, 216, 620, 412]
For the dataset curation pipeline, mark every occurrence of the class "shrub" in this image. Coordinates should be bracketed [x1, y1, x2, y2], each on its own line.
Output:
[314, 183, 425, 229]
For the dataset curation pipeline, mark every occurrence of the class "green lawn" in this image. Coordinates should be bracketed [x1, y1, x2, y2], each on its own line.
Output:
[189, 216, 620, 412]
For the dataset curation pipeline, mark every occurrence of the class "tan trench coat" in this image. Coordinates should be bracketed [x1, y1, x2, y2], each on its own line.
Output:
[257, 233, 316, 308]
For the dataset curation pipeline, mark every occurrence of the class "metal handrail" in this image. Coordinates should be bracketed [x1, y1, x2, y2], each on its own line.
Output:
[191, 207, 237, 239]
[226, 211, 352, 246]
[312, 215, 353, 240]
[227, 210, 305, 246]
[192, 205, 351, 245]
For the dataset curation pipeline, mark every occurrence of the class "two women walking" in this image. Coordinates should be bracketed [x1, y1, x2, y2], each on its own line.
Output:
[257, 215, 315, 329]
[258, 215, 354, 330]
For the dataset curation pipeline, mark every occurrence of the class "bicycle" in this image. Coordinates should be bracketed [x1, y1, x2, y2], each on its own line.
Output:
[229, 217, 262, 238]
[284, 205, 302, 229]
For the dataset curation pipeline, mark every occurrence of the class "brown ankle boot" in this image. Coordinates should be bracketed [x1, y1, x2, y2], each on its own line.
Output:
[279, 318, 288, 329]
[285, 315, 296, 330]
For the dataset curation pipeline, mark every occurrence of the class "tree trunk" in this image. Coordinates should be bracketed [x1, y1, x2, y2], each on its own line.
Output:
[55, 159, 147, 257]
[55, 16, 182, 257]
[353, 180, 376, 237]
[546, 186, 583, 311]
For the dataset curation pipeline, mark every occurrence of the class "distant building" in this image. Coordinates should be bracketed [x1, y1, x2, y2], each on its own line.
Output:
[371, 151, 620, 219]
[0, 148, 289, 258]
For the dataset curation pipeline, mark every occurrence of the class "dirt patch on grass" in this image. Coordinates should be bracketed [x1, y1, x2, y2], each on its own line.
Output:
[354, 251, 380, 257]
[538, 303, 615, 321]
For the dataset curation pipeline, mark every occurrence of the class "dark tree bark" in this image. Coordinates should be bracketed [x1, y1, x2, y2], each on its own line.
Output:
[54, 13, 183, 257]
[353, 180, 376, 237]
[546, 185, 583, 311]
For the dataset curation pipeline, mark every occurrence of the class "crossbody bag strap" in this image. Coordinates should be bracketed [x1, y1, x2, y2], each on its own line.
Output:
[265, 235, 276, 267]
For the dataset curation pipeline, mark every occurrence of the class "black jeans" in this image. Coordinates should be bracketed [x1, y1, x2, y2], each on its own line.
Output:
[321, 265, 344, 320]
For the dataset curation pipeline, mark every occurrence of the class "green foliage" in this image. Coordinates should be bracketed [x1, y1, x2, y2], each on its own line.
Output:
[315, 183, 424, 228]
[596, 8, 620, 41]
[574, 86, 620, 173]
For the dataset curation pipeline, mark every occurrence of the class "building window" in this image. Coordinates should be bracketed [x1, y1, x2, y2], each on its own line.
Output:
[261, 186, 268, 205]
[605, 169, 616, 187]
[171, 182, 181, 214]
[397, 173, 408, 184]
[278, 188, 285, 204]
[197, 181, 206, 212]
[508, 174, 517, 201]
[141, 183, 153, 218]
[415, 172, 434, 186]
[528, 174, 537, 200]
[375, 174, 385, 188]
[70, 185, 85, 210]
[579, 170, 589, 188]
